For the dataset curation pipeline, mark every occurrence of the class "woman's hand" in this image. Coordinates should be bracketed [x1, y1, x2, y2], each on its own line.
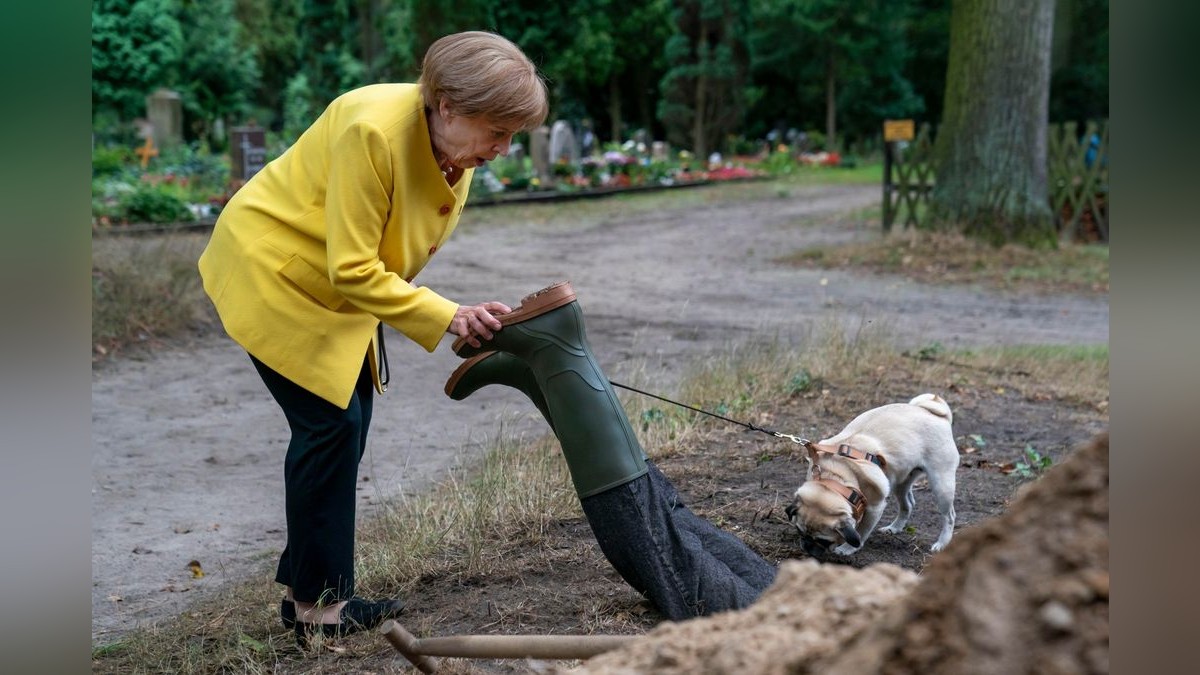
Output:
[448, 302, 511, 348]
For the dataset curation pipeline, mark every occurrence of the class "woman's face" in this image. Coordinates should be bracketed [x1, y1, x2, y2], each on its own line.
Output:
[436, 104, 517, 170]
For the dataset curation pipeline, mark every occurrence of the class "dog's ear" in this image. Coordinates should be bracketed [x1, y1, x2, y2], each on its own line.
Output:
[838, 521, 861, 549]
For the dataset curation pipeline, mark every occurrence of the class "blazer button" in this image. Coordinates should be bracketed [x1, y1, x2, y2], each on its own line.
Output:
[438, 204, 451, 216]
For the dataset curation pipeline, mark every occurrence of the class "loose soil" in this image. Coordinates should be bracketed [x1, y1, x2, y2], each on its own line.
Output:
[91, 181, 1109, 671]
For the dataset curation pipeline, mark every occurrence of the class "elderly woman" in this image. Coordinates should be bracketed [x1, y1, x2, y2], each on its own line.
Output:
[198, 31, 548, 643]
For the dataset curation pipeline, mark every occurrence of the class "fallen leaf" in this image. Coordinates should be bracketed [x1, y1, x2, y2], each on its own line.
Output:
[132, 546, 152, 554]
[994, 387, 1006, 394]
[237, 634, 267, 653]
[173, 525, 192, 534]
[962, 446, 978, 454]
[187, 560, 205, 578]
[107, 594, 123, 603]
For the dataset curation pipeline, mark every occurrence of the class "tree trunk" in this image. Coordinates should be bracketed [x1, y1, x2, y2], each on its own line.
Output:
[608, 76, 623, 144]
[692, 26, 710, 158]
[636, 68, 654, 140]
[825, 47, 837, 152]
[930, 0, 1057, 247]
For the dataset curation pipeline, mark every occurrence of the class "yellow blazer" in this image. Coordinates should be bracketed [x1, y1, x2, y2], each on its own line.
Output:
[199, 84, 472, 408]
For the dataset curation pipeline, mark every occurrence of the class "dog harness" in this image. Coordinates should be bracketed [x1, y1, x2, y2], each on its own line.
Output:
[809, 462, 867, 522]
[804, 440, 887, 470]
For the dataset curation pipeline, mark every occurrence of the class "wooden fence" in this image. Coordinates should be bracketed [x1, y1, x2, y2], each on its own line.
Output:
[882, 120, 1109, 242]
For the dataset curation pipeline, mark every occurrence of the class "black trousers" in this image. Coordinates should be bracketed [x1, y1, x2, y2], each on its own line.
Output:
[250, 354, 374, 604]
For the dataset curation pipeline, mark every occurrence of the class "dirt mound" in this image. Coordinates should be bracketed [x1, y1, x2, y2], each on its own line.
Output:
[568, 431, 1109, 674]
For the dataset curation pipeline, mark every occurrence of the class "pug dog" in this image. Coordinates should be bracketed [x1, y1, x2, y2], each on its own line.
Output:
[785, 393, 958, 556]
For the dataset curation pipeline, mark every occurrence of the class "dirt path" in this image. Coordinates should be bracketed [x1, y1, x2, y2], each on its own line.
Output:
[90, 183, 1108, 644]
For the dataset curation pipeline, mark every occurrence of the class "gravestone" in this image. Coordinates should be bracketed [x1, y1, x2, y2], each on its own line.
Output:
[580, 119, 597, 156]
[508, 141, 525, 165]
[229, 126, 268, 182]
[651, 141, 669, 163]
[549, 120, 578, 166]
[530, 125, 551, 184]
[145, 88, 183, 149]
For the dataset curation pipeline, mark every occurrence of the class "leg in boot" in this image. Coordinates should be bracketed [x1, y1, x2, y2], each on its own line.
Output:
[452, 283, 647, 499]
[445, 351, 556, 432]
[444, 294, 776, 616]
[446, 353, 774, 594]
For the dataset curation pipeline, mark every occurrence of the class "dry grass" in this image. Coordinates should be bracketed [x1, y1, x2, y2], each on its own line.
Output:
[781, 227, 1109, 295]
[91, 320, 1107, 673]
[91, 232, 215, 359]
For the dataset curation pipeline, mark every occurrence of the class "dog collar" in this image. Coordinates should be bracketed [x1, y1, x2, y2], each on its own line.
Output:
[805, 440, 887, 470]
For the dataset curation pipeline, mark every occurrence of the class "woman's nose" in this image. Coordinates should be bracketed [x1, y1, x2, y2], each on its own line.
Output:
[496, 135, 513, 156]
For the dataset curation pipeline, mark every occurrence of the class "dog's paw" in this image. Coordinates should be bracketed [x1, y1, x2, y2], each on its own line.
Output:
[930, 540, 948, 553]
[832, 543, 860, 556]
[879, 524, 902, 535]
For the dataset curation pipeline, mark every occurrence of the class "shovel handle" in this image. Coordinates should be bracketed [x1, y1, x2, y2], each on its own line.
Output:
[381, 620, 635, 665]
[381, 620, 441, 674]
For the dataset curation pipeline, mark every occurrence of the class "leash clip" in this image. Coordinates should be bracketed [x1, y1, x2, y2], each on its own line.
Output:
[773, 431, 810, 445]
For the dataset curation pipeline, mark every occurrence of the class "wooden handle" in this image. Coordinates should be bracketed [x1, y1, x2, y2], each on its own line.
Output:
[380, 620, 441, 674]
[381, 620, 635, 663]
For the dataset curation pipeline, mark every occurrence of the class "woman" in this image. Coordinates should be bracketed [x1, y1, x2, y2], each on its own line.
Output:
[198, 31, 548, 643]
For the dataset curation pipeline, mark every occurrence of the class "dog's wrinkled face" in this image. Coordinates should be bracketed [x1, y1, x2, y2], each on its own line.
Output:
[786, 481, 860, 557]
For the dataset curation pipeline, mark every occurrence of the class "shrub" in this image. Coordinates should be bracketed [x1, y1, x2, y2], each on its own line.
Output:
[92, 145, 132, 176]
[121, 183, 194, 223]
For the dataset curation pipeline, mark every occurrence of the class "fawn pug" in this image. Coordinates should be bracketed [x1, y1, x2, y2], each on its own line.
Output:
[785, 394, 959, 556]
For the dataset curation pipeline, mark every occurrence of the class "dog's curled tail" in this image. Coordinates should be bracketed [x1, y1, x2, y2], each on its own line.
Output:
[909, 393, 952, 424]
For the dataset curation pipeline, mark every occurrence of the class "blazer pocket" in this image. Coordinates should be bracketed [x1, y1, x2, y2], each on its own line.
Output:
[278, 254, 347, 310]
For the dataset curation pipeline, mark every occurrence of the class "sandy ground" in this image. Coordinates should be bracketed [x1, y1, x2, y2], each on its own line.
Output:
[90, 183, 1109, 645]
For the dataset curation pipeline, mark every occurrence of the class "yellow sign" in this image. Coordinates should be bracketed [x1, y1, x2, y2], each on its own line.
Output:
[883, 119, 915, 142]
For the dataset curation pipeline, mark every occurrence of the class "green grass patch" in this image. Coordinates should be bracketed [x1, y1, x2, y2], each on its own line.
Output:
[457, 165, 881, 234]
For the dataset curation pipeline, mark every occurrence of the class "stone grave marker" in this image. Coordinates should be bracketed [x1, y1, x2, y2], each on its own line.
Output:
[651, 141, 669, 163]
[549, 120, 578, 166]
[229, 126, 268, 182]
[145, 88, 183, 149]
[530, 125, 551, 184]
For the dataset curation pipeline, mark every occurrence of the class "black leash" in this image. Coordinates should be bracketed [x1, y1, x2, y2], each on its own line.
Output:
[609, 380, 810, 445]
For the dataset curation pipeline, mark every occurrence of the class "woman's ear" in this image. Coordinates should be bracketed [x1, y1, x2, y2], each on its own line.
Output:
[438, 98, 452, 120]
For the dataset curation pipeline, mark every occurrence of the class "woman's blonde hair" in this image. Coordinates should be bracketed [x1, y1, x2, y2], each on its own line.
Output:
[419, 31, 549, 132]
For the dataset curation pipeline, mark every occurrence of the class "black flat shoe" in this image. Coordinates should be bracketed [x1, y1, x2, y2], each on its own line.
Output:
[280, 597, 296, 629]
[293, 597, 406, 646]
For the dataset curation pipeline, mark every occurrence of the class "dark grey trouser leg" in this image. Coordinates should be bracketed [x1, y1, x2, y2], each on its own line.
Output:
[644, 463, 778, 592]
[580, 461, 776, 621]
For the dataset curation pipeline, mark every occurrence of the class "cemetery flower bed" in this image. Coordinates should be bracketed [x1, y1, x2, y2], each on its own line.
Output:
[466, 145, 780, 206]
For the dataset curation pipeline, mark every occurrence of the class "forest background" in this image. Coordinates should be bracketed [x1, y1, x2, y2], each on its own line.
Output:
[91, 0, 1108, 160]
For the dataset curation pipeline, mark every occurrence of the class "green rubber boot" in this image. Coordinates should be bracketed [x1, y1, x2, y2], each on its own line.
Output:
[452, 283, 648, 498]
[444, 351, 556, 432]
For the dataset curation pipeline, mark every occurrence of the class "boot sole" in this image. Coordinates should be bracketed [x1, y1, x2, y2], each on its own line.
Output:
[451, 281, 577, 355]
[444, 351, 497, 398]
